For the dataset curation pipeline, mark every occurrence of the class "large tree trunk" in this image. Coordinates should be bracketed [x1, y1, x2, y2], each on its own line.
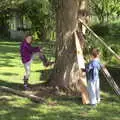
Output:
[49, 0, 89, 100]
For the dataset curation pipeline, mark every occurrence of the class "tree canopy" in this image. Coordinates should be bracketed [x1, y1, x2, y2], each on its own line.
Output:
[90, 0, 120, 23]
[0, 0, 120, 38]
[0, 0, 55, 40]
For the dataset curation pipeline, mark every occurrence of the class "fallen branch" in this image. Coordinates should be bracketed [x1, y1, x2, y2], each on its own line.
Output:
[0, 86, 45, 103]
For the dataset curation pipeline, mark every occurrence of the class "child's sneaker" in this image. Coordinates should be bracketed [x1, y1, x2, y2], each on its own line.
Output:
[23, 76, 29, 90]
[40, 55, 54, 67]
[24, 84, 29, 90]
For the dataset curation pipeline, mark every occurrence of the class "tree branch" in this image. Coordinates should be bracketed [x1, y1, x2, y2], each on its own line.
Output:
[0, 86, 45, 103]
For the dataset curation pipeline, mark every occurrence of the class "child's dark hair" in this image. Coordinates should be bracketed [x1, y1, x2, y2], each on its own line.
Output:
[91, 48, 100, 57]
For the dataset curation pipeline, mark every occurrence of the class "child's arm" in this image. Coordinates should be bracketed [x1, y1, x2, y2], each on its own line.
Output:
[31, 46, 40, 53]
[99, 62, 106, 69]
[26, 44, 42, 53]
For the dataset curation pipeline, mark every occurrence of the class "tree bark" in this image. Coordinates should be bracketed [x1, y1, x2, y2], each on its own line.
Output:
[49, 0, 89, 100]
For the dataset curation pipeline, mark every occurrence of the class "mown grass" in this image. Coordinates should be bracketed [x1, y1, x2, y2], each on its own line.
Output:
[0, 91, 120, 120]
[0, 39, 120, 120]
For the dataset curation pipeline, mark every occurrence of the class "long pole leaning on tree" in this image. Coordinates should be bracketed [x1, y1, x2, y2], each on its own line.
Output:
[74, 31, 90, 104]
[78, 19, 120, 61]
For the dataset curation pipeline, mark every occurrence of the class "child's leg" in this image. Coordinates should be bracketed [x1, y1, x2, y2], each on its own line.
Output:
[32, 52, 53, 67]
[96, 79, 100, 103]
[39, 53, 48, 66]
[88, 80, 97, 105]
[24, 60, 31, 87]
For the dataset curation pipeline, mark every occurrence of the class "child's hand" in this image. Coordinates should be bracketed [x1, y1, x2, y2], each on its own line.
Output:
[81, 68, 86, 72]
[40, 48, 43, 53]
[101, 64, 106, 70]
[118, 56, 120, 60]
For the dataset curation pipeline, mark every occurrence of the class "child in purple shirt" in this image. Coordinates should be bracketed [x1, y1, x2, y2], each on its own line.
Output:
[20, 34, 53, 89]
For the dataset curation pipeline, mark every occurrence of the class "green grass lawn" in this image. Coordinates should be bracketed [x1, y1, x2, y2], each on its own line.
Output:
[0, 40, 120, 120]
[0, 41, 55, 87]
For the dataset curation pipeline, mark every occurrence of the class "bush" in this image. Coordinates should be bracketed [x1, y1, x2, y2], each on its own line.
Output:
[91, 24, 110, 36]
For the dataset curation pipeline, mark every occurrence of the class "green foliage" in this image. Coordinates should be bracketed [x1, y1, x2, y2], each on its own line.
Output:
[0, 14, 10, 38]
[0, 0, 55, 40]
[85, 23, 120, 65]
[0, 0, 26, 38]
[90, 0, 120, 23]
[0, 0, 25, 12]
[91, 24, 109, 36]
[19, 0, 55, 41]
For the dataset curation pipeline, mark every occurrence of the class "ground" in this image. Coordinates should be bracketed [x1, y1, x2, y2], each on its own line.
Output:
[0, 39, 120, 120]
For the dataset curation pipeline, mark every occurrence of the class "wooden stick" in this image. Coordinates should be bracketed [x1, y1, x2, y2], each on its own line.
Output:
[74, 31, 89, 104]
[79, 19, 120, 61]
[0, 86, 45, 103]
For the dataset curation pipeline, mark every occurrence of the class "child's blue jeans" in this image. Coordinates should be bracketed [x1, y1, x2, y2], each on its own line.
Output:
[88, 79, 100, 105]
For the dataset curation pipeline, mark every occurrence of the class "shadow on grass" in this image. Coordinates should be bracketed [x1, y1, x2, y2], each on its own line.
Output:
[0, 67, 119, 120]
[35, 69, 53, 82]
[0, 72, 18, 76]
[0, 91, 120, 120]
[0, 62, 16, 67]
[0, 80, 23, 90]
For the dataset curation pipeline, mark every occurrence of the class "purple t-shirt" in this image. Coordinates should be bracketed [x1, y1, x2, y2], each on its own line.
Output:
[20, 40, 40, 63]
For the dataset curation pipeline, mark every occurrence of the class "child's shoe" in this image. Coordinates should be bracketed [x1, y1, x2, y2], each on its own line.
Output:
[24, 84, 29, 90]
[40, 55, 54, 67]
[40, 55, 48, 64]
[23, 76, 29, 90]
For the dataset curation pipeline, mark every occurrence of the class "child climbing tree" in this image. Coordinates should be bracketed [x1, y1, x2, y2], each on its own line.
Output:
[50, 0, 89, 104]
